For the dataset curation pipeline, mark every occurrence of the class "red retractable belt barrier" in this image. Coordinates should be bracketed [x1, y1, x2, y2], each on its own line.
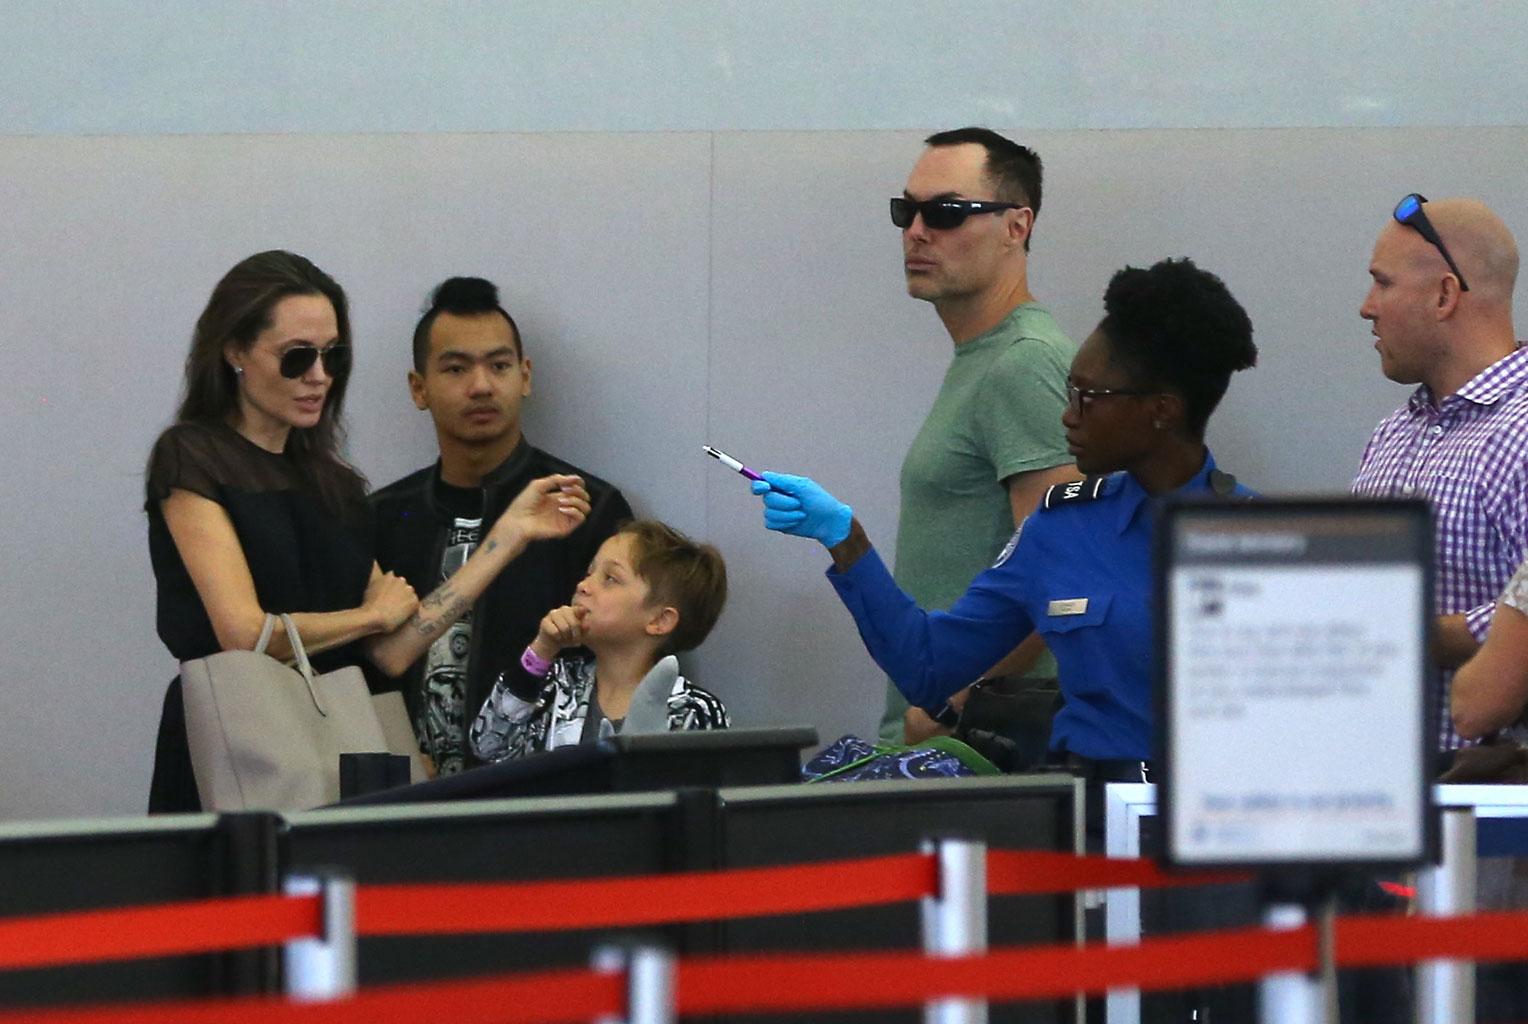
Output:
[0, 850, 1262, 968]
[985, 849, 1249, 894]
[356, 850, 937, 935]
[674, 924, 1315, 1015]
[356, 851, 1248, 936]
[1337, 909, 1528, 968]
[0, 893, 320, 972]
[3, 912, 1528, 1024]
[0, 967, 620, 1024]
[0, 848, 1460, 975]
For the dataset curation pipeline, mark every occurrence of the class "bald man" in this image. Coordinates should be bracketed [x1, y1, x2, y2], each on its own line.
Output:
[1353, 194, 1526, 755]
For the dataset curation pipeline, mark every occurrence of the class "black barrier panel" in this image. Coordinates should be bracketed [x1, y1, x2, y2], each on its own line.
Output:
[281, 789, 709, 985]
[0, 812, 280, 1008]
[336, 727, 817, 807]
[711, 775, 1080, 1024]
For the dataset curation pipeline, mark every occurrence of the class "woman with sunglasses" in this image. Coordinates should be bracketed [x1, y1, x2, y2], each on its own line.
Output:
[145, 251, 589, 811]
[752, 257, 1257, 776]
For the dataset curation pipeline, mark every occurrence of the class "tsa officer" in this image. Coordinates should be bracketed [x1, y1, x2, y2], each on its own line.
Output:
[753, 257, 1258, 778]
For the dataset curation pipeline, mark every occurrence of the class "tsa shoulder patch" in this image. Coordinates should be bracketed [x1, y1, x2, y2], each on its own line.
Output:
[992, 523, 1025, 568]
[1041, 476, 1107, 511]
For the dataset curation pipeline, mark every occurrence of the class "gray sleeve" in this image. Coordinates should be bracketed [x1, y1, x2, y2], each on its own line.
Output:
[1501, 560, 1528, 616]
[468, 672, 545, 763]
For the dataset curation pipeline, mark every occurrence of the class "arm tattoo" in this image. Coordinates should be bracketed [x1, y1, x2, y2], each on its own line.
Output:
[420, 583, 459, 612]
[408, 535, 498, 637]
[411, 583, 472, 637]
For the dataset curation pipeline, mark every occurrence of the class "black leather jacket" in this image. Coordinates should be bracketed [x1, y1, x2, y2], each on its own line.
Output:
[368, 438, 633, 767]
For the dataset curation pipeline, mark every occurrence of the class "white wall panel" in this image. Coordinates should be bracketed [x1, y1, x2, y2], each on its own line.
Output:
[0, 132, 711, 818]
[3, 2, 1525, 136]
[3, 124, 1527, 819]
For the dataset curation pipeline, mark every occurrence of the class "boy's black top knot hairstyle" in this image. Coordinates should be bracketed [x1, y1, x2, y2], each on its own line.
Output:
[1098, 257, 1257, 440]
[432, 275, 502, 311]
[412, 275, 522, 371]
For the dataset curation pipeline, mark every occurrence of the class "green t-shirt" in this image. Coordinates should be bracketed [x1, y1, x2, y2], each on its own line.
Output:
[877, 303, 1075, 742]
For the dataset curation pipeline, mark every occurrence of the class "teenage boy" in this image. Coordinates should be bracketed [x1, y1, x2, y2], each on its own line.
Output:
[470, 520, 729, 761]
[371, 277, 633, 776]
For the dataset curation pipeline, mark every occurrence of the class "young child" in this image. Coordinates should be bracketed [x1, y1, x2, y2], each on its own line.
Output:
[468, 520, 729, 762]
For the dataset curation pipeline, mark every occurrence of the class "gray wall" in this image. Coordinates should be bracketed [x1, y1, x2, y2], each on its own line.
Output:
[2, 3, 1525, 819]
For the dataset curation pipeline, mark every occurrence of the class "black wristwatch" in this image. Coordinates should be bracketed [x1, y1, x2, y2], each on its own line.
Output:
[926, 702, 960, 728]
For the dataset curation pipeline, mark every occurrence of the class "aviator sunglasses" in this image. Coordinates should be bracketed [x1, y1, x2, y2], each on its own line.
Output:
[890, 196, 1025, 230]
[278, 344, 351, 379]
[1393, 193, 1470, 292]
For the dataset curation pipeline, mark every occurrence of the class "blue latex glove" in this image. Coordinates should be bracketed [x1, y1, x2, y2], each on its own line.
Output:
[750, 471, 853, 547]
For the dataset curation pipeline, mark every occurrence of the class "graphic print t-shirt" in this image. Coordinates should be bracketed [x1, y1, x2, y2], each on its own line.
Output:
[416, 481, 483, 776]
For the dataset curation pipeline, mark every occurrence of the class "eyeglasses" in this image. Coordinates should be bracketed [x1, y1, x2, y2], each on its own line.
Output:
[1066, 379, 1156, 414]
[279, 344, 351, 379]
[890, 197, 1025, 230]
[1393, 193, 1470, 292]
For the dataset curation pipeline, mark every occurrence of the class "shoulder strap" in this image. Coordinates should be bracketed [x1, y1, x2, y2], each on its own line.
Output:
[1041, 476, 1108, 511]
[277, 613, 328, 717]
[253, 613, 278, 654]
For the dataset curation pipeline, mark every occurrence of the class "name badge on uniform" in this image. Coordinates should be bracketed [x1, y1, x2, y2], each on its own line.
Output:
[1047, 598, 1089, 617]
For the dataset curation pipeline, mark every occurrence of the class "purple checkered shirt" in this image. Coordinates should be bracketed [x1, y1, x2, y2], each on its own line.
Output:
[1352, 345, 1528, 749]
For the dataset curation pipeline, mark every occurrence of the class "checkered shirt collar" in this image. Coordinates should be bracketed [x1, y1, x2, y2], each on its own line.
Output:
[1409, 344, 1528, 414]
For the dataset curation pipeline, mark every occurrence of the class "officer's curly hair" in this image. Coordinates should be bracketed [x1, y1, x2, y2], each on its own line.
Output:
[1098, 257, 1257, 439]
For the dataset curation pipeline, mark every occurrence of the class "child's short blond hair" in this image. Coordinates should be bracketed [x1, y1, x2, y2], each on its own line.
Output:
[619, 520, 727, 654]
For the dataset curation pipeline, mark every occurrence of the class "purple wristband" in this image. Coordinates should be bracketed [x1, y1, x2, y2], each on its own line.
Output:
[520, 645, 554, 678]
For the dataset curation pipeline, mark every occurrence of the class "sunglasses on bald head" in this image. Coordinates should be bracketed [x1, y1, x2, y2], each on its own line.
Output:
[890, 196, 1026, 230]
[1393, 193, 1470, 292]
[279, 344, 351, 379]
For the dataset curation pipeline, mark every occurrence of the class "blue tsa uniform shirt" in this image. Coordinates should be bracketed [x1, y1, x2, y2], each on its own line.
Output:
[829, 452, 1251, 762]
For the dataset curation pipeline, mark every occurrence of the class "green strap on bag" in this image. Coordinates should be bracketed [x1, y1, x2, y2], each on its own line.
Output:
[807, 735, 1001, 784]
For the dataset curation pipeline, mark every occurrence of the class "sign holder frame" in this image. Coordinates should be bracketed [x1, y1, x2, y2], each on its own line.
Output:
[1153, 497, 1438, 876]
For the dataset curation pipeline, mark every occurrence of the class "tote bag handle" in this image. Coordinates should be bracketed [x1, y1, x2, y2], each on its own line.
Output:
[252, 612, 329, 716]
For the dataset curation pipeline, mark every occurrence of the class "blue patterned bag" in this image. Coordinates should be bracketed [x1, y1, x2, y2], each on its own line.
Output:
[802, 735, 999, 783]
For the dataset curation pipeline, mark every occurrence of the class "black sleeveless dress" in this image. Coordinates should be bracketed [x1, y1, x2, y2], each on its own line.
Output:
[145, 421, 372, 812]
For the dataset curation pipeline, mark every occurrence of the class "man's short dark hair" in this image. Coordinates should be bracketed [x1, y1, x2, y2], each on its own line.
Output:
[925, 126, 1043, 251]
[1098, 257, 1258, 439]
[412, 276, 522, 372]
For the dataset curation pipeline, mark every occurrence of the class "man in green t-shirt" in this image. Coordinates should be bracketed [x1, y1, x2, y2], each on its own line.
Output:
[879, 127, 1078, 743]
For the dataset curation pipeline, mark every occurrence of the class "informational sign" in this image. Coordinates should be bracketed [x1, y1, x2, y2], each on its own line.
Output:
[1157, 500, 1435, 869]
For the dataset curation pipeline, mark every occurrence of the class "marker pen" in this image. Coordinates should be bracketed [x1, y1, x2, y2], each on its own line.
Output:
[702, 444, 766, 483]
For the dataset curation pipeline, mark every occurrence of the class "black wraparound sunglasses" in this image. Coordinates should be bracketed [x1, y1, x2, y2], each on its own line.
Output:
[890, 196, 1025, 230]
[279, 344, 351, 379]
[1394, 193, 1470, 292]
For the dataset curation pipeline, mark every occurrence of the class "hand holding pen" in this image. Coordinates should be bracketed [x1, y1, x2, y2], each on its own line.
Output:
[703, 445, 852, 548]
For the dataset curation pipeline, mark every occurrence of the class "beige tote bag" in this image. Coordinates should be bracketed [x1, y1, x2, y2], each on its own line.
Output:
[181, 613, 426, 811]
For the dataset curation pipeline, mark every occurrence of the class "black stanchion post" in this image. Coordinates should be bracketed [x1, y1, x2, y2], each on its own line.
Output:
[212, 811, 281, 995]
